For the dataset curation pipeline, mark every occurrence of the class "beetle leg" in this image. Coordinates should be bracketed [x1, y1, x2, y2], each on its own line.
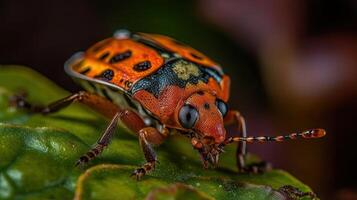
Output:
[224, 110, 271, 173]
[10, 91, 120, 118]
[11, 90, 169, 178]
[75, 109, 147, 166]
[131, 127, 168, 180]
[75, 112, 120, 166]
[224, 110, 247, 170]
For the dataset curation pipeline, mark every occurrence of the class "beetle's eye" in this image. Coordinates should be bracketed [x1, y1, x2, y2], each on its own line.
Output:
[179, 105, 199, 129]
[216, 99, 228, 117]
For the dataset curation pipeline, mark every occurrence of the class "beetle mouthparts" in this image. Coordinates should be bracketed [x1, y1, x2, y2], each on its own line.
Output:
[198, 144, 225, 168]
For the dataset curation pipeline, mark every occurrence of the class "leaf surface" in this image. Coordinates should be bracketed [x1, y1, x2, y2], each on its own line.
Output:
[0, 66, 315, 200]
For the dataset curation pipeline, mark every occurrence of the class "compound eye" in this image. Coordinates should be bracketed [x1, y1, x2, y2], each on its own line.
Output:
[179, 105, 199, 129]
[216, 99, 228, 117]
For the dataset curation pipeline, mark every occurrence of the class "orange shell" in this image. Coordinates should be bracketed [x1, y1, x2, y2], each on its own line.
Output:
[69, 38, 164, 90]
[138, 33, 222, 72]
[65, 32, 228, 101]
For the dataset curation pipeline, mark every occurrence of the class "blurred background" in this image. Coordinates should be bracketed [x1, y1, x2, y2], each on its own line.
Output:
[0, 0, 356, 199]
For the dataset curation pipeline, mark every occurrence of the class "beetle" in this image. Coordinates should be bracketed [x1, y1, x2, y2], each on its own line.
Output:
[11, 30, 326, 180]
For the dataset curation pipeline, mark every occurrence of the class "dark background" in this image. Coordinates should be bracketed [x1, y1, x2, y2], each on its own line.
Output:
[0, 0, 356, 199]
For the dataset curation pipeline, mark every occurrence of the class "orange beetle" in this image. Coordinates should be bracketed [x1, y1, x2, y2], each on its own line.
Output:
[11, 30, 326, 180]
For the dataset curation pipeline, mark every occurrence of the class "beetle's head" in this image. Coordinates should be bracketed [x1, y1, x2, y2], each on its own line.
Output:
[176, 91, 228, 167]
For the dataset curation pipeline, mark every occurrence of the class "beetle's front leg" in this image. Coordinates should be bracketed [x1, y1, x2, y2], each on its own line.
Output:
[131, 127, 168, 180]
[224, 110, 247, 170]
[225, 110, 271, 173]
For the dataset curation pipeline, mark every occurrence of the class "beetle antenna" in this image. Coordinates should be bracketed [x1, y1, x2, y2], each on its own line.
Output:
[226, 128, 326, 144]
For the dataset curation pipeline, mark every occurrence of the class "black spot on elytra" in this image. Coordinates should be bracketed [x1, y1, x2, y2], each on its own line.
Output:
[135, 35, 174, 56]
[197, 91, 204, 95]
[99, 52, 110, 60]
[190, 53, 203, 60]
[109, 50, 132, 64]
[133, 61, 151, 72]
[204, 103, 210, 110]
[95, 69, 114, 81]
[79, 67, 91, 75]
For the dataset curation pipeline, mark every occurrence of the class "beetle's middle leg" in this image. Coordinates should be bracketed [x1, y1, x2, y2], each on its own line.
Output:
[224, 110, 271, 173]
[75, 112, 121, 166]
[131, 126, 168, 180]
[74, 108, 150, 165]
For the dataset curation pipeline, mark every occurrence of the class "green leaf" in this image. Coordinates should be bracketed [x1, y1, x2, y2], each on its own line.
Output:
[0, 66, 316, 200]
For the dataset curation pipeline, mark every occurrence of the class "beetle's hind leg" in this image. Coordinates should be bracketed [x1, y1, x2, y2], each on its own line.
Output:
[224, 110, 271, 173]
[10, 91, 45, 113]
[10, 91, 82, 114]
[10, 91, 120, 118]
